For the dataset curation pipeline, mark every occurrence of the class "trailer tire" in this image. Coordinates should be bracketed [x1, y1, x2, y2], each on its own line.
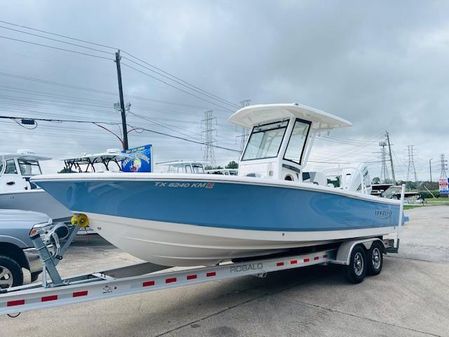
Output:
[0, 256, 24, 289]
[31, 272, 40, 283]
[367, 241, 383, 276]
[345, 245, 367, 284]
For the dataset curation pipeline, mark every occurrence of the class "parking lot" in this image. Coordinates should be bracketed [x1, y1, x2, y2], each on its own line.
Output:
[2, 206, 449, 337]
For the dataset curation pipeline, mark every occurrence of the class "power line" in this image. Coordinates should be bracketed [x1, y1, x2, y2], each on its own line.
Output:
[0, 19, 118, 50]
[0, 34, 113, 61]
[122, 62, 234, 112]
[0, 70, 214, 110]
[0, 20, 238, 110]
[0, 24, 113, 55]
[0, 94, 114, 110]
[128, 111, 203, 142]
[0, 112, 239, 153]
[0, 114, 119, 125]
[122, 55, 239, 108]
[138, 124, 239, 153]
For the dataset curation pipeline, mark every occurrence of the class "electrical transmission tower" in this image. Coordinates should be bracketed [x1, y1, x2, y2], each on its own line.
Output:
[202, 110, 217, 166]
[379, 141, 389, 182]
[441, 154, 448, 179]
[406, 145, 417, 182]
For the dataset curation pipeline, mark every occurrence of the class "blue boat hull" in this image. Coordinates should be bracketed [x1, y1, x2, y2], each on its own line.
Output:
[36, 178, 399, 232]
[34, 175, 401, 266]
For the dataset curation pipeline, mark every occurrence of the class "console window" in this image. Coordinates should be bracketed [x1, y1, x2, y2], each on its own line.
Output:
[242, 120, 289, 161]
[5, 160, 18, 174]
[18, 159, 42, 176]
[284, 119, 310, 164]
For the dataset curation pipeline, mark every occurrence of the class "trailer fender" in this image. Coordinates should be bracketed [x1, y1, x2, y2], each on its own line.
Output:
[333, 238, 384, 265]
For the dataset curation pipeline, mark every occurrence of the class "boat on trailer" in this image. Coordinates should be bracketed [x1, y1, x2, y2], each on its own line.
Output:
[33, 103, 403, 267]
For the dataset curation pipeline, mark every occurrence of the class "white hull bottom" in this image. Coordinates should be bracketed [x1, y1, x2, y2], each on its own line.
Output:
[87, 213, 398, 267]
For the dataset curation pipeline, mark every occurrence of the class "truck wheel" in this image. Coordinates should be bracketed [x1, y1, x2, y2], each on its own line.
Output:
[367, 241, 383, 276]
[0, 256, 24, 289]
[345, 245, 367, 284]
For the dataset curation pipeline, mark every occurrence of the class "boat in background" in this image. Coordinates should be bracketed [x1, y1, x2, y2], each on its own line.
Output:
[34, 103, 403, 267]
[61, 149, 127, 173]
[205, 168, 238, 176]
[0, 150, 71, 221]
[155, 160, 206, 174]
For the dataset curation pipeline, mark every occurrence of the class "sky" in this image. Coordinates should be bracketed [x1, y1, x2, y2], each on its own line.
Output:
[0, 0, 448, 180]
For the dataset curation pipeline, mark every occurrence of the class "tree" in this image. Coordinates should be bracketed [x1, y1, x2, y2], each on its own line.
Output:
[225, 161, 239, 169]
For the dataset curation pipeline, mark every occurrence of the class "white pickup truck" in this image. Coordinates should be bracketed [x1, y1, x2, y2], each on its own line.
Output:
[0, 209, 52, 288]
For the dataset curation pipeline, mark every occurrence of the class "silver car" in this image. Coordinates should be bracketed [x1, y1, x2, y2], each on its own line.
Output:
[0, 209, 52, 288]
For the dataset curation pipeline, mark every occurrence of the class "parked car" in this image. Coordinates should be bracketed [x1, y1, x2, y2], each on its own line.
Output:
[0, 209, 52, 288]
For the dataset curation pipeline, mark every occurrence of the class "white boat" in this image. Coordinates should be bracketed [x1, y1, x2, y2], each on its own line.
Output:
[34, 103, 403, 267]
[61, 149, 127, 173]
[0, 150, 71, 221]
[155, 160, 206, 174]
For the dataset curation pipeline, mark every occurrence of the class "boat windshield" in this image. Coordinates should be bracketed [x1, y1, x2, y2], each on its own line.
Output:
[242, 120, 288, 161]
[18, 159, 42, 176]
[284, 119, 310, 164]
[192, 164, 205, 173]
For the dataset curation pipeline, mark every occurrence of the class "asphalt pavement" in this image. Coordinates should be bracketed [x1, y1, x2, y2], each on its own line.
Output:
[2, 206, 449, 337]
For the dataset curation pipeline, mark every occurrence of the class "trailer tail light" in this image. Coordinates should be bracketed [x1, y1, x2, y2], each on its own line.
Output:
[206, 272, 216, 277]
[143, 281, 155, 287]
[41, 295, 58, 302]
[73, 291, 88, 297]
[7, 300, 25, 307]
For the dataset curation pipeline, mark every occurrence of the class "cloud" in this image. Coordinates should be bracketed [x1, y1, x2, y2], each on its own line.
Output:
[0, 0, 448, 179]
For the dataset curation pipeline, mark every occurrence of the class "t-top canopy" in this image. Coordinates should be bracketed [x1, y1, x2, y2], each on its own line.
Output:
[0, 150, 51, 161]
[229, 103, 352, 129]
[61, 150, 128, 163]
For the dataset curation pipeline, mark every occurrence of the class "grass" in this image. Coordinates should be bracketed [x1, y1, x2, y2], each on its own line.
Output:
[403, 197, 449, 210]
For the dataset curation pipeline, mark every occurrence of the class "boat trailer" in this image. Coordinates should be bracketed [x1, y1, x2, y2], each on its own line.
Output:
[0, 188, 405, 316]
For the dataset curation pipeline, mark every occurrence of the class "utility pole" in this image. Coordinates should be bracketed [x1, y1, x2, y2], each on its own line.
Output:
[385, 131, 396, 183]
[115, 50, 129, 151]
[429, 158, 433, 182]
[406, 145, 417, 182]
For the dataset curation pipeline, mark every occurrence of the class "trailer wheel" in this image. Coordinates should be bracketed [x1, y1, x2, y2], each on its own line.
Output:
[0, 256, 24, 289]
[31, 272, 41, 283]
[367, 241, 383, 276]
[345, 245, 367, 284]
